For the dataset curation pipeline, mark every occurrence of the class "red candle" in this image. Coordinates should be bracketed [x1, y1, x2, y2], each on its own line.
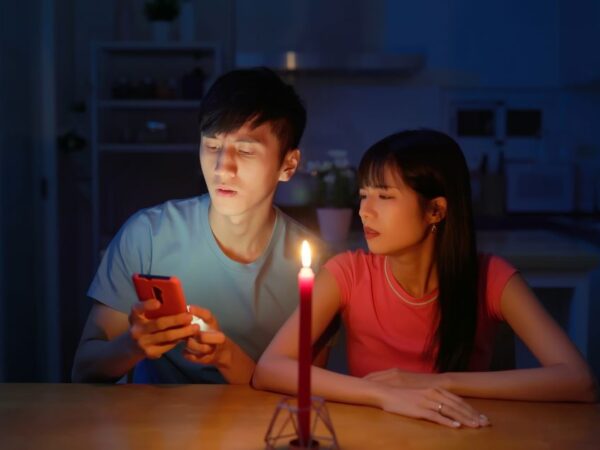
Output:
[298, 240, 314, 444]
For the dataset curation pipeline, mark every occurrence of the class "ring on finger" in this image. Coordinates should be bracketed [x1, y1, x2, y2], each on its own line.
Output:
[437, 403, 444, 414]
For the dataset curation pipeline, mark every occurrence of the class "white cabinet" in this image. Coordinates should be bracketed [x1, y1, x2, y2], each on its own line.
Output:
[444, 90, 558, 168]
[90, 42, 221, 262]
[442, 89, 565, 214]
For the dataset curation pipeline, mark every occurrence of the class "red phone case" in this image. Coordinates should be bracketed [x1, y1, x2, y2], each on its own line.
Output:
[132, 274, 187, 319]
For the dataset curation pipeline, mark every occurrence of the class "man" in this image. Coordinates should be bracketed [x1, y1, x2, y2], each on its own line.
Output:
[72, 68, 327, 384]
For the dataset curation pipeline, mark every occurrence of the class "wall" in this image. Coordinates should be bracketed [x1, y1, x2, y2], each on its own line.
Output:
[0, 0, 5, 380]
[62, 0, 595, 164]
[231, 0, 562, 87]
[231, 0, 566, 165]
[558, 0, 600, 210]
[235, 0, 386, 54]
[559, 0, 600, 374]
[385, 0, 560, 87]
[297, 80, 442, 165]
[559, 0, 600, 87]
[0, 0, 43, 381]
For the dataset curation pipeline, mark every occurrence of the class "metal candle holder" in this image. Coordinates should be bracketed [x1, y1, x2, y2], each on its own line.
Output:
[265, 396, 340, 449]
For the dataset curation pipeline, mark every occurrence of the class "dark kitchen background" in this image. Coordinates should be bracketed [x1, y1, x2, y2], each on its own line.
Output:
[1, 0, 599, 382]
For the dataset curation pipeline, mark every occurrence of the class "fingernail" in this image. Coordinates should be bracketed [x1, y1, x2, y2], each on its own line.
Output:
[452, 421, 461, 428]
[479, 414, 489, 424]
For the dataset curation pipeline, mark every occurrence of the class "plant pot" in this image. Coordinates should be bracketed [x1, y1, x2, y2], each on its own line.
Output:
[151, 21, 171, 42]
[316, 208, 353, 243]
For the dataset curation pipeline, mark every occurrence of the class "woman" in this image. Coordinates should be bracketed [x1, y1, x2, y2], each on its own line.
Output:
[253, 129, 597, 428]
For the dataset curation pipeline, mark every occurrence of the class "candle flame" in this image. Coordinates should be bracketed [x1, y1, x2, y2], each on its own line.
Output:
[301, 240, 311, 268]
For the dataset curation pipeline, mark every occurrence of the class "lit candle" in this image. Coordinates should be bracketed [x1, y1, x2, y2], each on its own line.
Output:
[298, 240, 314, 445]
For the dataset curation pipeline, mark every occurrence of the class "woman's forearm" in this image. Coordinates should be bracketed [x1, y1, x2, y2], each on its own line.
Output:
[253, 355, 382, 407]
[254, 355, 494, 428]
[444, 364, 598, 402]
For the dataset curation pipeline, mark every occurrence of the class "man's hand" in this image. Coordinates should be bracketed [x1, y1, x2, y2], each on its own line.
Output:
[183, 305, 228, 366]
[128, 299, 199, 360]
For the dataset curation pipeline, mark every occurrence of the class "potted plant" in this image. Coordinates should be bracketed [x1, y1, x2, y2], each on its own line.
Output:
[306, 149, 358, 243]
[144, 0, 180, 42]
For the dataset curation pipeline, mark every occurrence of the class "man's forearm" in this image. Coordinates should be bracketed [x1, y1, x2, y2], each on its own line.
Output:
[71, 332, 144, 383]
[215, 338, 256, 384]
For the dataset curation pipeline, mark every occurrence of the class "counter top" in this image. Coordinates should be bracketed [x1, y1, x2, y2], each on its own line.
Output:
[343, 229, 599, 272]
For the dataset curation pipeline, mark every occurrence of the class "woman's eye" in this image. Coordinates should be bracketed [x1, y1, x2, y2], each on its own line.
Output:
[379, 195, 393, 200]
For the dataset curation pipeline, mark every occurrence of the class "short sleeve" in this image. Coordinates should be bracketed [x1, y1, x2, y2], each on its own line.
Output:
[87, 212, 153, 314]
[482, 254, 519, 321]
[323, 251, 356, 309]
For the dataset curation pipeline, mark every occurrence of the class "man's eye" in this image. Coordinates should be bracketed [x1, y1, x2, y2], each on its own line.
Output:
[205, 143, 220, 151]
[379, 194, 393, 200]
[237, 146, 255, 155]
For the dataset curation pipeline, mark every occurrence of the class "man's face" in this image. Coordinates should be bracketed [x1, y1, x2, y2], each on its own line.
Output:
[200, 121, 293, 218]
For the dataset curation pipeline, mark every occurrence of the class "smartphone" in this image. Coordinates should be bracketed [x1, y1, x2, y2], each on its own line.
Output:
[132, 274, 187, 319]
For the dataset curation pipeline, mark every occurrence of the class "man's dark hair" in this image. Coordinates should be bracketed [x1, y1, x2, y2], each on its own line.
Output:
[198, 67, 306, 159]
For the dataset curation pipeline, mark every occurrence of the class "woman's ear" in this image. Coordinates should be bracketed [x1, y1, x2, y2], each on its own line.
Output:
[279, 149, 300, 182]
[427, 197, 447, 224]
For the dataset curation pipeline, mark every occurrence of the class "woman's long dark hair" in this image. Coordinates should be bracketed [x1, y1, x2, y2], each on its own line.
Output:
[358, 129, 478, 372]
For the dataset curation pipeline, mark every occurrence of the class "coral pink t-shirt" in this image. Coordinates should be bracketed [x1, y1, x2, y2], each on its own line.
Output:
[324, 251, 517, 376]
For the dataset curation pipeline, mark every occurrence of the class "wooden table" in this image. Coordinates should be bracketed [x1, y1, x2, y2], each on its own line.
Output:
[1, 384, 599, 449]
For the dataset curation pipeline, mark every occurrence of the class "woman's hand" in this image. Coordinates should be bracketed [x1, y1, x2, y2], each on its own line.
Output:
[376, 385, 490, 428]
[364, 367, 448, 390]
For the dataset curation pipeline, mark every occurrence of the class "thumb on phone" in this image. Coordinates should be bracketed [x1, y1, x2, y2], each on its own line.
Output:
[130, 298, 161, 323]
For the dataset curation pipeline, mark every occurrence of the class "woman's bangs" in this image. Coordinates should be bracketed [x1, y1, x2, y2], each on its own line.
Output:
[358, 153, 396, 188]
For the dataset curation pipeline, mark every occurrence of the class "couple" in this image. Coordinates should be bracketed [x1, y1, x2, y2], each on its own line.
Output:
[72, 68, 596, 428]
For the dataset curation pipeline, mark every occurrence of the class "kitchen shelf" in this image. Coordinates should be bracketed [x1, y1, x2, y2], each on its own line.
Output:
[90, 42, 221, 263]
[99, 41, 219, 54]
[99, 143, 198, 153]
[99, 100, 203, 109]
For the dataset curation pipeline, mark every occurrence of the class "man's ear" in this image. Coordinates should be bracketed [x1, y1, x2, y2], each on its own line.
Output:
[427, 196, 447, 224]
[279, 149, 300, 182]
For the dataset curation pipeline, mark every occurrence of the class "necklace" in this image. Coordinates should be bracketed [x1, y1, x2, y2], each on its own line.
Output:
[383, 257, 438, 306]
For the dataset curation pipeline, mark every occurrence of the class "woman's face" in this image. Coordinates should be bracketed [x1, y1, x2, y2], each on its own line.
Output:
[358, 165, 431, 255]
